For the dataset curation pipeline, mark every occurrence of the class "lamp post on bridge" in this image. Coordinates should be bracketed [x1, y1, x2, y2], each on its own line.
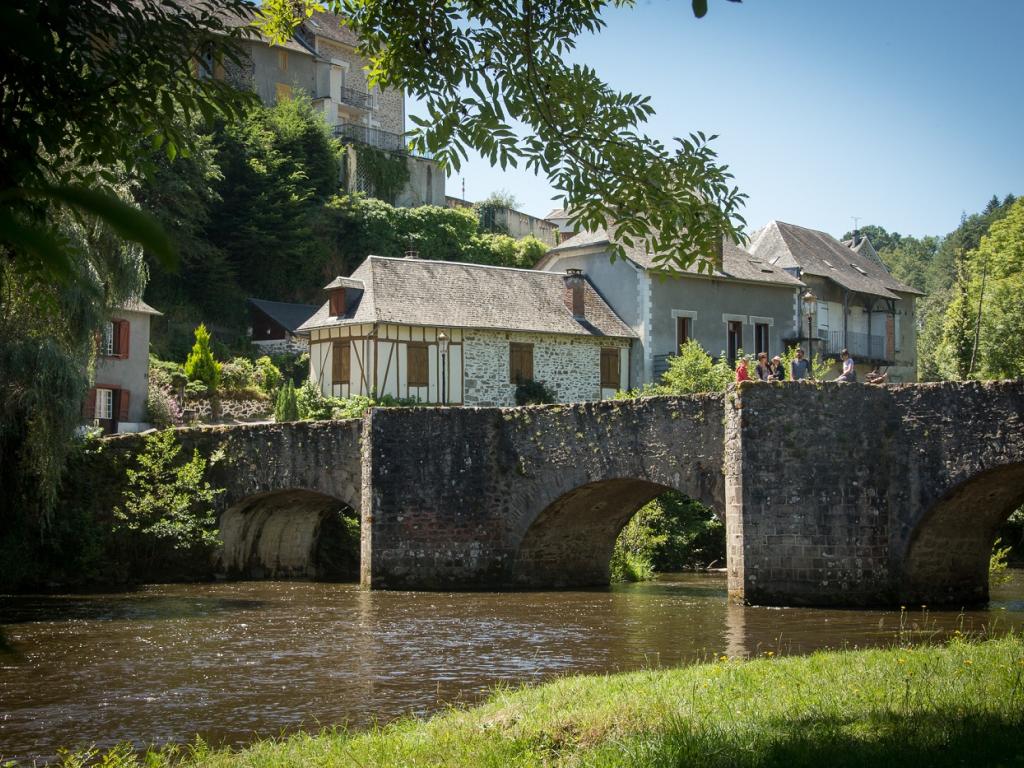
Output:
[802, 290, 817, 363]
[438, 331, 449, 405]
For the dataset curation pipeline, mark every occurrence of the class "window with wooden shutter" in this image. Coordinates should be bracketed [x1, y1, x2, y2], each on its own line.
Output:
[407, 343, 429, 387]
[509, 342, 533, 383]
[332, 341, 350, 385]
[329, 290, 345, 317]
[115, 319, 130, 359]
[600, 348, 620, 389]
[83, 387, 97, 419]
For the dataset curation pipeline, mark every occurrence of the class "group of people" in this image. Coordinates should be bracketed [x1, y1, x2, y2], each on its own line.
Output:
[734, 348, 889, 385]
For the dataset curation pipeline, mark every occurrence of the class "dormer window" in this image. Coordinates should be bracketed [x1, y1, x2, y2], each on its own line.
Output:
[329, 289, 346, 317]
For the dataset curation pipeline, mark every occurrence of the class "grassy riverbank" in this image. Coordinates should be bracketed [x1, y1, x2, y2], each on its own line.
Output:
[63, 634, 1023, 768]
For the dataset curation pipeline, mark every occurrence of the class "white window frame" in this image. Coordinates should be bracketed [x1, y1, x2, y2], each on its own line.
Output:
[96, 388, 113, 420]
[101, 321, 115, 357]
[671, 309, 697, 352]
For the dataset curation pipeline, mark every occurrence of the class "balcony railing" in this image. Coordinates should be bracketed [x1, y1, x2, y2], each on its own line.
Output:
[338, 86, 373, 111]
[816, 328, 891, 362]
[334, 122, 407, 152]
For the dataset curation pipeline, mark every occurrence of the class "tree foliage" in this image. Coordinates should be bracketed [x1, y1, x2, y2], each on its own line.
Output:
[0, 0, 254, 292]
[275, 380, 300, 422]
[113, 429, 222, 553]
[258, 0, 747, 272]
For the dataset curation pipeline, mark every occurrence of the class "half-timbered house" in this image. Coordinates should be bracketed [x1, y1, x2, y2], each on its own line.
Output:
[298, 255, 635, 406]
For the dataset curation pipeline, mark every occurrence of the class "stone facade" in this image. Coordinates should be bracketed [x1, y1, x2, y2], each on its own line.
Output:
[462, 329, 629, 406]
[184, 397, 274, 423]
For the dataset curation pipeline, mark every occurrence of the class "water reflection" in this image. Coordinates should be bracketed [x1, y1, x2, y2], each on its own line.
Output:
[1, 572, 1021, 763]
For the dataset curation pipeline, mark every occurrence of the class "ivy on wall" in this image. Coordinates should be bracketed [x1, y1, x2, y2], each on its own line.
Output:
[353, 144, 410, 204]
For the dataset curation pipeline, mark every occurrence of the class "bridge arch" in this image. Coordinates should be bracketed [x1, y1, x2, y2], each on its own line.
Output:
[511, 477, 715, 587]
[899, 462, 1024, 606]
[218, 488, 360, 581]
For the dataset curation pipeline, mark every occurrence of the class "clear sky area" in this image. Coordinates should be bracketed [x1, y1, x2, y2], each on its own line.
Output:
[409, 0, 1024, 239]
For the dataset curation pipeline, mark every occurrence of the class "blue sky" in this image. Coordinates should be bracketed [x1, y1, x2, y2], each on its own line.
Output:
[408, 0, 1023, 239]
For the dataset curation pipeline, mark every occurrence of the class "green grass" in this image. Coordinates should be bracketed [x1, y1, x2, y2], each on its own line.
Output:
[58, 635, 1024, 768]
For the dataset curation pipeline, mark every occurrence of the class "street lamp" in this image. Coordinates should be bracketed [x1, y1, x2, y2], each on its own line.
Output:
[437, 331, 449, 405]
[802, 290, 817, 362]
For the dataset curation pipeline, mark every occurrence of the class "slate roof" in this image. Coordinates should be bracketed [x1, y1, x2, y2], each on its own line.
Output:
[541, 228, 804, 288]
[299, 256, 636, 338]
[247, 299, 318, 333]
[121, 298, 162, 316]
[302, 10, 360, 47]
[172, 0, 314, 54]
[748, 221, 923, 298]
[545, 208, 570, 220]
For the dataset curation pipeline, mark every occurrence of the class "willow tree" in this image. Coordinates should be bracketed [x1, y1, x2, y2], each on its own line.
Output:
[258, 0, 746, 271]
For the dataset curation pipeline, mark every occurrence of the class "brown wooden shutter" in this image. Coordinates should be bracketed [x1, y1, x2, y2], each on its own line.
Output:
[117, 389, 130, 421]
[601, 348, 619, 389]
[407, 343, 429, 387]
[116, 320, 130, 358]
[332, 341, 350, 385]
[509, 343, 533, 383]
[83, 387, 97, 419]
[329, 290, 345, 317]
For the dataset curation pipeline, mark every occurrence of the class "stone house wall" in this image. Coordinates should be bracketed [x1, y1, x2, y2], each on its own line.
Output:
[462, 329, 629, 406]
[313, 38, 404, 135]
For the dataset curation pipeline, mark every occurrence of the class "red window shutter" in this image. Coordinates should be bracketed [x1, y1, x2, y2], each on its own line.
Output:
[117, 389, 130, 421]
[83, 387, 97, 419]
[116, 320, 130, 359]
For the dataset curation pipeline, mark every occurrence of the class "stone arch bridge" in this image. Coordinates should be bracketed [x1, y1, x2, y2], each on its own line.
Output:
[105, 381, 1024, 607]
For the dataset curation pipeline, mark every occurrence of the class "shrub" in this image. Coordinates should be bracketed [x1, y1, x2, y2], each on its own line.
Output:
[329, 393, 419, 420]
[254, 355, 283, 394]
[184, 380, 209, 399]
[660, 340, 733, 394]
[219, 357, 256, 391]
[609, 548, 655, 582]
[274, 380, 299, 422]
[113, 430, 223, 555]
[145, 381, 182, 429]
[183, 324, 221, 391]
[515, 379, 557, 405]
[296, 379, 332, 420]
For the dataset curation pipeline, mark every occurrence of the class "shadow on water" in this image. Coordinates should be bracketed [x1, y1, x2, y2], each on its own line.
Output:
[0, 594, 267, 625]
[652, 711, 1024, 768]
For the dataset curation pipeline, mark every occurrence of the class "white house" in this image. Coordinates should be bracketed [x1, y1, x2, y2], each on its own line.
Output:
[298, 255, 635, 406]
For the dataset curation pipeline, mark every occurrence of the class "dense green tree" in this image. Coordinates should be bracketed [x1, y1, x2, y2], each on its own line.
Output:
[258, 0, 747, 273]
[184, 324, 221, 390]
[1, 0, 253, 296]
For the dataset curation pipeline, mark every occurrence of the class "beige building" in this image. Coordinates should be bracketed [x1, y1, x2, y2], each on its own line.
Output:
[299, 256, 634, 406]
[84, 300, 162, 434]
[207, 6, 443, 206]
[747, 221, 922, 381]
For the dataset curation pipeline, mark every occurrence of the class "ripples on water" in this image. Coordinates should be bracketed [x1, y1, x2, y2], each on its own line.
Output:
[1, 572, 1022, 763]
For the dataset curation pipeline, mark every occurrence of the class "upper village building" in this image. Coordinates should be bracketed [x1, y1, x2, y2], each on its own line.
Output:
[747, 221, 922, 381]
[537, 229, 806, 387]
[299, 255, 634, 406]
[195, 4, 443, 207]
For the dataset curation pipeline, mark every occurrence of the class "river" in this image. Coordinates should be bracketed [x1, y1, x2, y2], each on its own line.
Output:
[2, 571, 1023, 763]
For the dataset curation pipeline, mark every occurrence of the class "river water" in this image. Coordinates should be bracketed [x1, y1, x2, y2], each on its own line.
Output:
[2, 572, 1023, 763]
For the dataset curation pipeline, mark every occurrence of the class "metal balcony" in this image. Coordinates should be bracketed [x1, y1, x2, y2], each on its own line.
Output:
[338, 86, 373, 111]
[333, 122, 407, 153]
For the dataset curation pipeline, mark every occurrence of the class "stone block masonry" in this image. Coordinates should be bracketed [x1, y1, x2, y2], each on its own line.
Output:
[97, 382, 1024, 606]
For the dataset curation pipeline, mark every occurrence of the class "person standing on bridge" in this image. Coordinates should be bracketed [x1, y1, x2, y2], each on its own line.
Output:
[790, 348, 811, 381]
[755, 352, 772, 381]
[736, 356, 751, 382]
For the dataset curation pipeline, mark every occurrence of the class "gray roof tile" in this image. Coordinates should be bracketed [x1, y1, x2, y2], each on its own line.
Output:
[247, 298, 318, 333]
[749, 221, 923, 298]
[545, 228, 804, 287]
[300, 256, 635, 338]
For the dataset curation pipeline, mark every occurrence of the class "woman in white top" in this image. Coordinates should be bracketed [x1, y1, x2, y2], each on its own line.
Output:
[836, 349, 857, 382]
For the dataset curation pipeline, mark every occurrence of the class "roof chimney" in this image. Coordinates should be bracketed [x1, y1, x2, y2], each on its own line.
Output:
[563, 268, 585, 320]
[404, 249, 419, 259]
[852, 229, 861, 247]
